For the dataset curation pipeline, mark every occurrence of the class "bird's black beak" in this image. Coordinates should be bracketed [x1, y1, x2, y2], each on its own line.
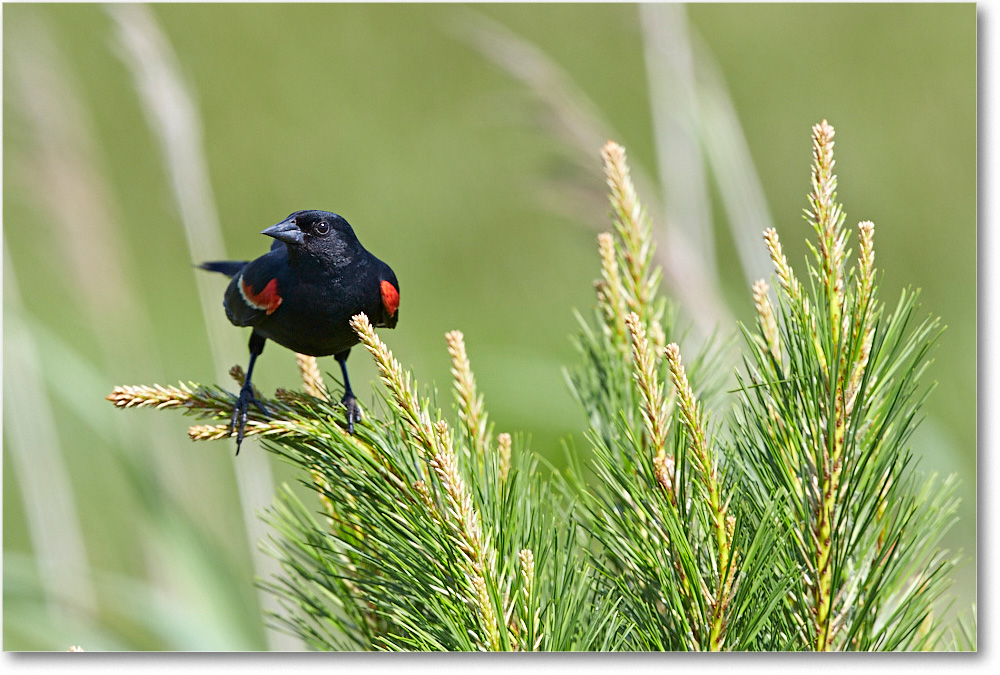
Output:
[262, 217, 305, 245]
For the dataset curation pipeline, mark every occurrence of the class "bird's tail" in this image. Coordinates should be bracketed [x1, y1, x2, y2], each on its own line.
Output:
[197, 261, 247, 278]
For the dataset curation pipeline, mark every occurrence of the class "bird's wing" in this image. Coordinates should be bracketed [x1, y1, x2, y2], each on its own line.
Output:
[376, 275, 400, 329]
[223, 249, 287, 327]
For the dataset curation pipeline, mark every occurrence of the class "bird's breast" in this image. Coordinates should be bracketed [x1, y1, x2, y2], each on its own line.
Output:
[253, 272, 383, 356]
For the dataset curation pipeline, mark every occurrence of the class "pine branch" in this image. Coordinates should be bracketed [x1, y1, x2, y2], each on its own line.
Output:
[734, 120, 960, 651]
[445, 330, 491, 460]
[107, 121, 967, 652]
[567, 140, 792, 651]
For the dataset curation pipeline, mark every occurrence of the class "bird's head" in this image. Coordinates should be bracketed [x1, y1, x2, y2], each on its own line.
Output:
[262, 210, 359, 260]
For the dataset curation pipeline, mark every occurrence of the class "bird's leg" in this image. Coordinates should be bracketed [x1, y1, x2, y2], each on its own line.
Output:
[335, 349, 361, 433]
[230, 331, 269, 454]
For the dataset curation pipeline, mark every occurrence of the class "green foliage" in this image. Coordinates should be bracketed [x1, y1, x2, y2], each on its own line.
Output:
[109, 123, 969, 651]
[730, 122, 962, 650]
[256, 389, 625, 651]
[565, 142, 791, 651]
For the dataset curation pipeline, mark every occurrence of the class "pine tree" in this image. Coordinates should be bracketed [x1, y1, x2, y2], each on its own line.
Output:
[109, 121, 968, 651]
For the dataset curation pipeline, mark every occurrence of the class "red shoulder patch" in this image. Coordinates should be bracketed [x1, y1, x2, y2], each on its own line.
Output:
[240, 276, 283, 315]
[380, 279, 399, 317]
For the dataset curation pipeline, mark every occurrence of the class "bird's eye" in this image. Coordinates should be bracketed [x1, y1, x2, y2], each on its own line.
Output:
[315, 221, 330, 235]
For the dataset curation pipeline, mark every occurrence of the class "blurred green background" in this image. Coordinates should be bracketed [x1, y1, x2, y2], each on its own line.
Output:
[3, 3, 975, 650]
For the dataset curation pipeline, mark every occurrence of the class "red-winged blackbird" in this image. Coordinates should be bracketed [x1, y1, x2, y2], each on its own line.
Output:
[200, 210, 399, 453]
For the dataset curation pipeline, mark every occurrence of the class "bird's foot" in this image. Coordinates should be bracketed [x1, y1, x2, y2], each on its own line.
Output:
[229, 383, 269, 454]
[341, 393, 362, 434]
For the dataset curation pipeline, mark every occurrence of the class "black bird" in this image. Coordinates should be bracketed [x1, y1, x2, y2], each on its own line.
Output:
[200, 210, 400, 453]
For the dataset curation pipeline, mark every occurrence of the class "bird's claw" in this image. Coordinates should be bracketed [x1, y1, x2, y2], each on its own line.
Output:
[229, 384, 269, 454]
[342, 394, 362, 434]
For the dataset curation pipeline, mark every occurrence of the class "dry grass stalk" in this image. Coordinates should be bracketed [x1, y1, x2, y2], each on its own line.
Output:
[413, 480, 436, 512]
[445, 330, 489, 456]
[808, 120, 847, 328]
[498, 432, 512, 483]
[762, 228, 801, 304]
[625, 312, 669, 460]
[763, 227, 826, 373]
[429, 419, 500, 650]
[596, 231, 629, 339]
[664, 342, 731, 650]
[351, 312, 502, 648]
[107, 383, 199, 410]
[752, 279, 781, 363]
[187, 419, 307, 442]
[653, 453, 675, 503]
[296, 353, 328, 400]
[518, 548, 542, 650]
[602, 141, 653, 318]
[350, 312, 437, 453]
